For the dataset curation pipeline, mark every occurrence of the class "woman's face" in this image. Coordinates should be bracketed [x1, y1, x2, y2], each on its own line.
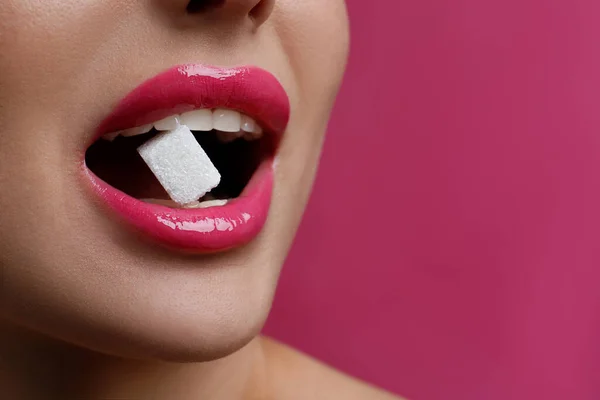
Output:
[0, 0, 348, 360]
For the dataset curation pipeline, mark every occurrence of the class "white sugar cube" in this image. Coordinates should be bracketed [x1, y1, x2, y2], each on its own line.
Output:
[137, 125, 221, 205]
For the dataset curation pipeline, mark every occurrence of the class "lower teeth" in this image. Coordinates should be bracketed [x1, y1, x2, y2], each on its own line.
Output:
[184, 199, 229, 209]
[140, 198, 229, 209]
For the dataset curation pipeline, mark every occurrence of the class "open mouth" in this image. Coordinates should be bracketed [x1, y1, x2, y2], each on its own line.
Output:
[84, 64, 290, 252]
[86, 109, 273, 209]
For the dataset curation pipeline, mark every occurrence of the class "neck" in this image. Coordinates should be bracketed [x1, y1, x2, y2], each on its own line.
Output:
[0, 323, 268, 400]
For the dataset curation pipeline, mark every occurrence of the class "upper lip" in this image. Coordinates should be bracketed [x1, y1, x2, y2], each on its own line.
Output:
[91, 64, 290, 148]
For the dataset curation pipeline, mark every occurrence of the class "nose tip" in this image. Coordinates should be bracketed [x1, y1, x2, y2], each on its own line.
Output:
[186, 0, 274, 26]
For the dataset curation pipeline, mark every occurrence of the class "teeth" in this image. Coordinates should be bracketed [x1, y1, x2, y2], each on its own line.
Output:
[180, 109, 213, 131]
[100, 110, 264, 141]
[243, 124, 263, 141]
[241, 115, 257, 133]
[213, 109, 242, 132]
[121, 124, 153, 137]
[141, 198, 228, 209]
[154, 115, 180, 131]
[184, 199, 228, 209]
[199, 199, 228, 208]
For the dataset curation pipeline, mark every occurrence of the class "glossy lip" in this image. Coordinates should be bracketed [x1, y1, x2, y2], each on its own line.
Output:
[83, 65, 290, 252]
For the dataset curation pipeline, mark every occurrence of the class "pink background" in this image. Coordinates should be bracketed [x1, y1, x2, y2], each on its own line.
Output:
[263, 1, 600, 399]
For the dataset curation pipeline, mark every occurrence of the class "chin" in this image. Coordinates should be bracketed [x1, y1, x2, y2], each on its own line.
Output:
[5, 287, 272, 363]
[1, 238, 282, 363]
[113, 309, 269, 363]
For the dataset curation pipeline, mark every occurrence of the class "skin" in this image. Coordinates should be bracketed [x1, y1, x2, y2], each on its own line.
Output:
[0, 0, 403, 398]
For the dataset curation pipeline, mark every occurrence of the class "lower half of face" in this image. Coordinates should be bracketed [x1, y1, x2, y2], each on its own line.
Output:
[0, 0, 349, 361]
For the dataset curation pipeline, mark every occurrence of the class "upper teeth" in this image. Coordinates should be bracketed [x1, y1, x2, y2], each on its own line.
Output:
[103, 109, 264, 142]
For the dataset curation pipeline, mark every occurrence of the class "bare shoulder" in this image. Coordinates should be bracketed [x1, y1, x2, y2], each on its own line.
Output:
[260, 337, 405, 400]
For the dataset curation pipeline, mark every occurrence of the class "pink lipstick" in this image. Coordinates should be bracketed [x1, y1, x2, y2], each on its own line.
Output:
[83, 65, 290, 252]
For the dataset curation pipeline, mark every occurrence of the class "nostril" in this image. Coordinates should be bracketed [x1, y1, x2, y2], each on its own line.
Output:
[249, 0, 274, 26]
[186, 0, 226, 14]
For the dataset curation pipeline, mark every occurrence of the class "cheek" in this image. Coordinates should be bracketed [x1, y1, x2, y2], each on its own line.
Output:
[266, 0, 349, 234]
[272, 0, 349, 168]
[0, 1, 136, 109]
[274, 0, 349, 97]
[1, 2, 95, 74]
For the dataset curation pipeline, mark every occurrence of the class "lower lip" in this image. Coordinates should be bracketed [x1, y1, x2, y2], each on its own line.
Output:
[84, 159, 274, 252]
